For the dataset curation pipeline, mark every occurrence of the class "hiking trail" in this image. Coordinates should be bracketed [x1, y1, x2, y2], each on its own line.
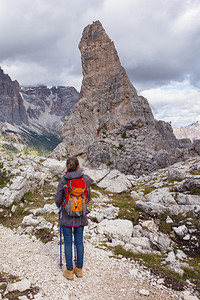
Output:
[0, 224, 187, 300]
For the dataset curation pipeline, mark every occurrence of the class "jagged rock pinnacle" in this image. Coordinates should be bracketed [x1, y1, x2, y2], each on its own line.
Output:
[54, 21, 193, 175]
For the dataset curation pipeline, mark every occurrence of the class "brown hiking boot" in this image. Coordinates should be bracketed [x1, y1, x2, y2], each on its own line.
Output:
[74, 266, 82, 278]
[64, 269, 74, 280]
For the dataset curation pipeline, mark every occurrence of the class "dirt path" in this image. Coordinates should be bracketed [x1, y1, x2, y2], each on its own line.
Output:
[0, 224, 186, 300]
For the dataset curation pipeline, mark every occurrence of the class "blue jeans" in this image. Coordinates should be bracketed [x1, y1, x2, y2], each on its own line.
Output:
[62, 226, 84, 270]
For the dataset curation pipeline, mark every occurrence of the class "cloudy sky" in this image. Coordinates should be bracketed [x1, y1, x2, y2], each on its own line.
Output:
[0, 0, 200, 127]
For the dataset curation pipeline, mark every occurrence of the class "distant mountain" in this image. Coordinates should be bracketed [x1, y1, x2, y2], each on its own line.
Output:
[20, 85, 79, 138]
[173, 121, 200, 141]
[0, 67, 79, 151]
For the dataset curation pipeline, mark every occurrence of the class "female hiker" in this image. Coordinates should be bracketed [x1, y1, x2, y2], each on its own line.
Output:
[55, 156, 90, 280]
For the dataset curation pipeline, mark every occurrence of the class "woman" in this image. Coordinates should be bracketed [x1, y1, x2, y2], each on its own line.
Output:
[55, 156, 90, 280]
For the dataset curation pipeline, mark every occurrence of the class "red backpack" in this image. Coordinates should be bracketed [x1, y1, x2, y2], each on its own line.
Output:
[63, 178, 87, 217]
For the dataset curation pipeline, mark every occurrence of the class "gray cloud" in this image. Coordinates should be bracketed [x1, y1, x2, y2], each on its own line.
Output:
[0, 0, 200, 126]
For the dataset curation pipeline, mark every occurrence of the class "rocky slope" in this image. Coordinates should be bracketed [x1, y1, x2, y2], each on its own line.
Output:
[173, 121, 200, 142]
[53, 21, 198, 176]
[0, 153, 199, 298]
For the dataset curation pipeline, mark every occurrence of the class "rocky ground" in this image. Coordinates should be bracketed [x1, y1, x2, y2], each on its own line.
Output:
[0, 224, 197, 300]
[0, 153, 200, 299]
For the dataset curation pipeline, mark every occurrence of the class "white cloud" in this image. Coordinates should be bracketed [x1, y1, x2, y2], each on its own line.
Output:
[141, 80, 200, 127]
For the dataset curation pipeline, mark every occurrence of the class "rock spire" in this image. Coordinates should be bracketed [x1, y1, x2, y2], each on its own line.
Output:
[54, 21, 194, 175]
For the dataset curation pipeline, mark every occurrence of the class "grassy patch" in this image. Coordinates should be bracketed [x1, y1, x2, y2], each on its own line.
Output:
[35, 228, 55, 243]
[182, 255, 200, 292]
[0, 143, 20, 155]
[90, 184, 150, 224]
[43, 212, 58, 224]
[189, 188, 200, 196]
[108, 192, 150, 224]
[190, 170, 200, 176]
[0, 182, 56, 231]
[132, 183, 155, 196]
[111, 245, 185, 291]
[121, 131, 127, 139]
[0, 162, 13, 188]
[91, 191, 99, 198]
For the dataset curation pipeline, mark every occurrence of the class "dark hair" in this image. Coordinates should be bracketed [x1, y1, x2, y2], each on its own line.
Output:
[66, 156, 79, 172]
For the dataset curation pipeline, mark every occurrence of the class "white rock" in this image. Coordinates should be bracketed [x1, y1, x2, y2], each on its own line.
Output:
[136, 187, 179, 216]
[82, 168, 109, 183]
[140, 220, 155, 231]
[177, 193, 200, 206]
[129, 268, 138, 277]
[40, 158, 65, 176]
[184, 296, 199, 300]
[148, 232, 171, 251]
[132, 224, 146, 238]
[88, 206, 119, 223]
[183, 234, 191, 240]
[6, 279, 31, 293]
[19, 296, 29, 300]
[176, 249, 187, 260]
[165, 251, 176, 263]
[97, 169, 132, 193]
[36, 219, 52, 230]
[167, 168, 186, 181]
[22, 215, 40, 226]
[62, 295, 69, 300]
[182, 291, 199, 300]
[166, 215, 173, 223]
[97, 219, 133, 242]
[10, 176, 25, 190]
[129, 237, 151, 249]
[109, 239, 124, 247]
[172, 225, 188, 236]
[157, 278, 164, 284]
[30, 203, 58, 215]
[169, 266, 184, 276]
[11, 205, 17, 213]
[130, 190, 141, 200]
[32, 293, 44, 300]
[139, 289, 150, 296]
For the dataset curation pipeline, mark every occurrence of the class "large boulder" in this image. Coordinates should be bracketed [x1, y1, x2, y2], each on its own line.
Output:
[135, 187, 180, 216]
[96, 219, 133, 242]
[193, 139, 200, 155]
[97, 169, 133, 193]
[183, 177, 200, 191]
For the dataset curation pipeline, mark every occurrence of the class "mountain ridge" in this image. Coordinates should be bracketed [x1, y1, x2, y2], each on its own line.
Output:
[173, 121, 200, 141]
[0, 68, 79, 151]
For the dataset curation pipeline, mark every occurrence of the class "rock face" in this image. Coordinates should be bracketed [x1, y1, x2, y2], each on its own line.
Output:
[21, 85, 78, 138]
[55, 21, 192, 175]
[0, 68, 79, 149]
[0, 68, 28, 125]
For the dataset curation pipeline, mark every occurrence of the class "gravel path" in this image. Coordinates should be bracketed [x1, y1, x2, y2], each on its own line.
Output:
[0, 225, 184, 299]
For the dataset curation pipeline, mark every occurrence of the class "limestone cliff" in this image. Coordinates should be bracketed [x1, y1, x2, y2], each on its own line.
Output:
[0, 68, 28, 125]
[54, 21, 195, 175]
